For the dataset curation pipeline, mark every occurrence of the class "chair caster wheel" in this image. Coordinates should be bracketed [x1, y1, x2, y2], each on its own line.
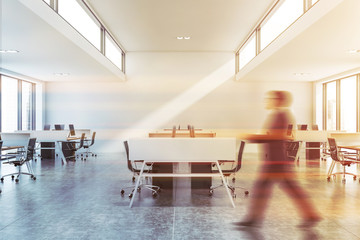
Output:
[157, 188, 161, 193]
[132, 177, 135, 182]
[137, 187, 141, 192]
[233, 194, 236, 198]
[354, 176, 356, 180]
[1, 178, 4, 182]
[129, 193, 133, 198]
[15, 179, 19, 183]
[342, 179, 346, 184]
[152, 192, 158, 198]
[33, 177, 36, 180]
[232, 178, 236, 183]
[11, 175, 15, 180]
[327, 177, 331, 181]
[245, 191, 249, 195]
[121, 189, 125, 195]
[209, 190, 213, 196]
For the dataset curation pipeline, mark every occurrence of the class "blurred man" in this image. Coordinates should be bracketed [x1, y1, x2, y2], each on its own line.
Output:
[235, 91, 321, 228]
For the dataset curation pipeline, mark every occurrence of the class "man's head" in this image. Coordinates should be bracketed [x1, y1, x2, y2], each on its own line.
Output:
[265, 91, 293, 109]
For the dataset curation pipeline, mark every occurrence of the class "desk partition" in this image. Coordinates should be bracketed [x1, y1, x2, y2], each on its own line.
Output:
[128, 137, 236, 207]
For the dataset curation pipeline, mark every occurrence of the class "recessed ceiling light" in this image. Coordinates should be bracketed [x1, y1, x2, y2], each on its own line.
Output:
[293, 73, 311, 77]
[177, 36, 184, 40]
[54, 73, 70, 76]
[184, 36, 191, 40]
[0, 50, 19, 53]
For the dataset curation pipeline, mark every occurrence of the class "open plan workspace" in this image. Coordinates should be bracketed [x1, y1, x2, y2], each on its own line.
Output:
[1, 0, 360, 239]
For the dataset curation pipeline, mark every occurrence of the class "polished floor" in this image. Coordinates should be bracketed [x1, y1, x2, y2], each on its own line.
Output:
[1, 148, 360, 240]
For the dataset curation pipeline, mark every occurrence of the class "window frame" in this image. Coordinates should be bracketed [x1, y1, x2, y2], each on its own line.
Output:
[0, 74, 36, 132]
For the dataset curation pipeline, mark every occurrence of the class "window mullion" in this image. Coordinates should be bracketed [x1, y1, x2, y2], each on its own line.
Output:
[18, 80, 22, 131]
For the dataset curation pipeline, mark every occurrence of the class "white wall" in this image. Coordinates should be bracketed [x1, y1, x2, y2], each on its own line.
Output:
[45, 52, 313, 152]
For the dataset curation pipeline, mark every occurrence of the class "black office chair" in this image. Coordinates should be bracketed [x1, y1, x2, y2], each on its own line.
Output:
[312, 124, 319, 130]
[81, 132, 97, 158]
[69, 124, 76, 136]
[0, 138, 37, 183]
[44, 124, 51, 130]
[327, 138, 360, 183]
[209, 141, 249, 198]
[0, 140, 18, 192]
[62, 133, 85, 161]
[286, 140, 302, 161]
[121, 141, 160, 198]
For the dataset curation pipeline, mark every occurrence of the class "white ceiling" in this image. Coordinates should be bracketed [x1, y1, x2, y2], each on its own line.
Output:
[85, 0, 273, 52]
[1, 0, 360, 82]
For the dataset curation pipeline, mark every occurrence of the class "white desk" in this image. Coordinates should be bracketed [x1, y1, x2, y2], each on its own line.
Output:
[128, 137, 236, 208]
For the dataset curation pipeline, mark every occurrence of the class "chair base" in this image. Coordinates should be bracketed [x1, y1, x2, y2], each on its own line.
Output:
[121, 184, 161, 198]
[209, 180, 249, 198]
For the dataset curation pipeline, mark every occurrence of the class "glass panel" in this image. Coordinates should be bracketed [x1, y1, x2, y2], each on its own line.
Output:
[340, 76, 356, 132]
[312, 0, 319, 5]
[316, 83, 323, 130]
[105, 32, 123, 70]
[43, 0, 51, 5]
[326, 81, 336, 130]
[35, 84, 43, 130]
[260, 0, 303, 50]
[58, 0, 101, 50]
[1, 76, 18, 132]
[239, 33, 256, 69]
[22, 81, 33, 130]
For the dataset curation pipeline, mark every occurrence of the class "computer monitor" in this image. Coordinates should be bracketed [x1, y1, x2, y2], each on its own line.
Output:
[54, 124, 65, 130]
[69, 124, 76, 136]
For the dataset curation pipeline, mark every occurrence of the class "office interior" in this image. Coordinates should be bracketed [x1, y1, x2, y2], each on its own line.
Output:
[1, 0, 360, 239]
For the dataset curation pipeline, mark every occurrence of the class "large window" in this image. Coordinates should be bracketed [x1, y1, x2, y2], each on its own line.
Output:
[260, 0, 303, 51]
[105, 32, 123, 71]
[1, 76, 18, 132]
[58, 0, 101, 50]
[340, 76, 357, 132]
[322, 75, 360, 132]
[326, 81, 337, 131]
[45, 0, 125, 73]
[239, 32, 256, 70]
[236, 0, 319, 72]
[0, 75, 36, 132]
[22, 81, 34, 130]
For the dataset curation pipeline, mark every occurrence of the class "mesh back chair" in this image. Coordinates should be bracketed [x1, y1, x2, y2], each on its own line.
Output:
[121, 141, 160, 198]
[327, 138, 360, 183]
[62, 133, 86, 161]
[209, 141, 249, 198]
[69, 124, 76, 136]
[0, 141, 17, 193]
[312, 124, 319, 130]
[286, 140, 302, 161]
[81, 132, 97, 158]
[1, 138, 37, 183]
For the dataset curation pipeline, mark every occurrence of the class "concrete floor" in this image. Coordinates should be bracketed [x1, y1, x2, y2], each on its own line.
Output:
[1, 148, 360, 240]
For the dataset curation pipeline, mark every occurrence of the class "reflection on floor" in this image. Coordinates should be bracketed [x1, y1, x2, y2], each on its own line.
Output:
[1, 150, 360, 240]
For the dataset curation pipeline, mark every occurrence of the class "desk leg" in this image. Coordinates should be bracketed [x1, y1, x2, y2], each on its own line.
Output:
[129, 161, 146, 208]
[215, 161, 235, 208]
[56, 142, 67, 165]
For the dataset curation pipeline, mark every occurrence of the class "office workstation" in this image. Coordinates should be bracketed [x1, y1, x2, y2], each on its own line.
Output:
[1, 0, 360, 239]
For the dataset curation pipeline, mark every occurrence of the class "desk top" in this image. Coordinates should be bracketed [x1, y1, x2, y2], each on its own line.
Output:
[2, 146, 23, 151]
[339, 145, 360, 151]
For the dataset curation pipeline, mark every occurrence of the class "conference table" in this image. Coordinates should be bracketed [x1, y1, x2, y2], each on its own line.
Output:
[128, 137, 237, 208]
